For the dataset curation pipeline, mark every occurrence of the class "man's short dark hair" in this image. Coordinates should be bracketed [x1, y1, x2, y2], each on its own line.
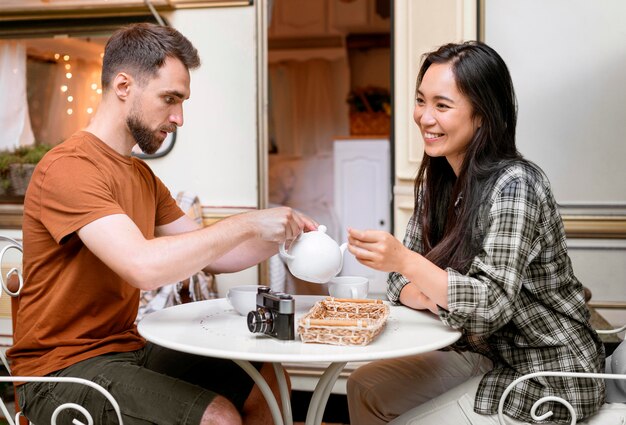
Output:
[101, 23, 201, 89]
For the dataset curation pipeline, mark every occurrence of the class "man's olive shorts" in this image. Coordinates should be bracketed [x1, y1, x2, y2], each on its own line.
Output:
[18, 342, 259, 424]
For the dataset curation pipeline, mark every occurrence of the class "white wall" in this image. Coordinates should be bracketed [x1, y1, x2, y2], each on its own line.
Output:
[483, 0, 626, 207]
[483, 0, 626, 325]
[153, 6, 260, 292]
[147, 7, 259, 208]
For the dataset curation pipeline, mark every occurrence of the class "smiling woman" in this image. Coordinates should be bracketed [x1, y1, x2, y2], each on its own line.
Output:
[413, 62, 480, 176]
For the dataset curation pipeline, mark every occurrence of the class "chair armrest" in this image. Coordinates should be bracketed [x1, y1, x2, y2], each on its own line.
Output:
[498, 371, 626, 425]
[0, 236, 23, 297]
[0, 376, 123, 425]
[596, 324, 626, 335]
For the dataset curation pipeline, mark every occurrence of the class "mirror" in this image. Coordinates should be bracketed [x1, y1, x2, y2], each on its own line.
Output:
[131, 130, 177, 159]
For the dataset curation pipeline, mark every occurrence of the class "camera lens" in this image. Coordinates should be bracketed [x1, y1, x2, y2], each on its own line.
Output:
[247, 307, 274, 334]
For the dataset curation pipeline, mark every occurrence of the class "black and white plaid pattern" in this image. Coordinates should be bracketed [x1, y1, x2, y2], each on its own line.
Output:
[388, 162, 605, 422]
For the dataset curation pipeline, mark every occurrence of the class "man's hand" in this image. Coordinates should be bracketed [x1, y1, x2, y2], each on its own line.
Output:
[245, 207, 317, 243]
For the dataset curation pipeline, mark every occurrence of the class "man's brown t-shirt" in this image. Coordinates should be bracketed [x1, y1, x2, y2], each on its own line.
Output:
[8, 131, 184, 377]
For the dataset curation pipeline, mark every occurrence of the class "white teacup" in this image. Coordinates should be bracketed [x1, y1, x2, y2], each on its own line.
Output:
[226, 285, 260, 316]
[328, 276, 369, 299]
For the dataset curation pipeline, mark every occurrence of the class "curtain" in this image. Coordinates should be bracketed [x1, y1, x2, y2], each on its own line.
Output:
[0, 41, 35, 150]
[269, 58, 349, 157]
[31, 56, 102, 146]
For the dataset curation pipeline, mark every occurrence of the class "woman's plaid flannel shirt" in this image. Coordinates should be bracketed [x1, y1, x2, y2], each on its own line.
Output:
[388, 161, 605, 423]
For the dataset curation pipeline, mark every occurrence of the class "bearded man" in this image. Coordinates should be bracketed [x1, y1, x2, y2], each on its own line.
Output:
[9, 23, 314, 425]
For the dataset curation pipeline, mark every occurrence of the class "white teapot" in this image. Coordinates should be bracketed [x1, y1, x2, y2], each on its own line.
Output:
[279, 225, 348, 284]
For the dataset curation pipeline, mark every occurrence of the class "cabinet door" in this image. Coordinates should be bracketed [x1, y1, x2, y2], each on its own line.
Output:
[330, 0, 389, 32]
[330, 0, 368, 29]
[269, 0, 328, 37]
[334, 139, 390, 295]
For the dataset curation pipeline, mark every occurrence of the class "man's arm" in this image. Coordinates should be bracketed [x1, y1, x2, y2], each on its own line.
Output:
[155, 213, 298, 274]
[77, 206, 312, 290]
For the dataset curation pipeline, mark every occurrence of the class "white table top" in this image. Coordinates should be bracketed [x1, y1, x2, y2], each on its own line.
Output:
[137, 296, 461, 363]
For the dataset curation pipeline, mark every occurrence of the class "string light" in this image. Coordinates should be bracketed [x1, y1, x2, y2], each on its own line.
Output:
[56, 52, 104, 122]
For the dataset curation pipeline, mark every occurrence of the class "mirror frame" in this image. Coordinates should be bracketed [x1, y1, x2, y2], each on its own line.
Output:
[131, 129, 177, 159]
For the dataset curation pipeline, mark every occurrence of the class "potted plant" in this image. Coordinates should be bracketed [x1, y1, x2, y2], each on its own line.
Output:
[0, 144, 52, 197]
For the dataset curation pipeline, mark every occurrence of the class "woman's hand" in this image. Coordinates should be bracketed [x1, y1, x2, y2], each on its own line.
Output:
[348, 227, 450, 311]
[347, 228, 409, 273]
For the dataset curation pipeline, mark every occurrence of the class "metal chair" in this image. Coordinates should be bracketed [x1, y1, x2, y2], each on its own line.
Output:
[0, 236, 123, 425]
[498, 328, 626, 425]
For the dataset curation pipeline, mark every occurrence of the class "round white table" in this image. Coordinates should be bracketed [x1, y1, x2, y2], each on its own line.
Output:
[137, 295, 460, 425]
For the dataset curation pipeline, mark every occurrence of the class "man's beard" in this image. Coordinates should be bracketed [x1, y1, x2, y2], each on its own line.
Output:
[126, 113, 174, 155]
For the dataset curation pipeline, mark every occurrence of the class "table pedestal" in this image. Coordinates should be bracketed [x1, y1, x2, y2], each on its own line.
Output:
[234, 360, 347, 425]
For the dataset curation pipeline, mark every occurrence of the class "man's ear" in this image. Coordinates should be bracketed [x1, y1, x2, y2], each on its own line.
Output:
[113, 72, 132, 100]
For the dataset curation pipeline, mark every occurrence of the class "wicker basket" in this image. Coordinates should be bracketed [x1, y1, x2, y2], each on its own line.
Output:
[297, 297, 390, 346]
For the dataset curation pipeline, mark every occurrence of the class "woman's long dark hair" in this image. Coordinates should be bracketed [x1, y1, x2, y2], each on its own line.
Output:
[414, 41, 522, 273]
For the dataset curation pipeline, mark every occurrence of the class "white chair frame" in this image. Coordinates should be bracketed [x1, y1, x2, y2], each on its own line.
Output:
[498, 322, 626, 425]
[497, 371, 626, 425]
[0, 236, 124, 425]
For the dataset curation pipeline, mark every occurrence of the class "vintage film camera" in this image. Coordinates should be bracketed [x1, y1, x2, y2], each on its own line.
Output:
[247, 286, 295, 340]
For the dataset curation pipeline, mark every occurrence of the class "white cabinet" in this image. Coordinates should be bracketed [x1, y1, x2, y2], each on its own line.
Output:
[330, 0, 390, 32]
[334, 138, 390, 295]
[269, 0, 331, 38]
[268, 0, 390, 38]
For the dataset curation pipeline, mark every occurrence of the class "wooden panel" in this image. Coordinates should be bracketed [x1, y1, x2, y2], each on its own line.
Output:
[392, 0, 476, 237]
[0, 295, 11, 320]
[0, 204, 24, 230]
[393, 0, 477, 182]
[0, 0, 249, 13]
[563, 216, 626, 239]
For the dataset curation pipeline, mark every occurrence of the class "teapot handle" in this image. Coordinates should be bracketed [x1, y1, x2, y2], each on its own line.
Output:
[279, 241, 295, 261]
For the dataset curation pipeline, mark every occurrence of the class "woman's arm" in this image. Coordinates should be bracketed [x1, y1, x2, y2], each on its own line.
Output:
[347, 228, 449, 309]
[399, 283, 439, 314]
